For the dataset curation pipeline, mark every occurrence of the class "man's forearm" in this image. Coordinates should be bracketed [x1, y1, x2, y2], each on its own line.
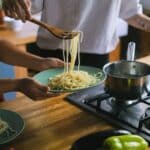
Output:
[126, 14, 150, 32]
[0, 79, 21, 93]
[0, 40, 43, 70]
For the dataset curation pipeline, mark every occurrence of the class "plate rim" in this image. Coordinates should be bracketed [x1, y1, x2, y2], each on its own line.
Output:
[0, 109, 25, 145]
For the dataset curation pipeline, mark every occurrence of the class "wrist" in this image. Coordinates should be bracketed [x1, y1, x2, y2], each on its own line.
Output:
[12, 78, 24, 92]
[35, 58, 48, 71]
[0, 78, 23, 93]
[15, 78, 31, 92]
[27, 57, 44, 71]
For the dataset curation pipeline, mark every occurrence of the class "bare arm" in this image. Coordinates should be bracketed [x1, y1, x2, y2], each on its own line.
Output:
[0, 78, 58, 100]
[0, 79, 20, 93]
[0, 40, 64, 71]
[0, 40, 44, 71]
[126, 13, 150, 32]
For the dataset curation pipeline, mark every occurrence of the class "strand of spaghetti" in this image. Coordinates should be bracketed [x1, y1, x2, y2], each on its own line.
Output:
[62, 38, 66, 72]
[77, 31, 83, 71]
[79, 31, 83, 43]
[77, 40, 80, 71]
[66, 39, 69, 72]
[69, 33, 79, 72]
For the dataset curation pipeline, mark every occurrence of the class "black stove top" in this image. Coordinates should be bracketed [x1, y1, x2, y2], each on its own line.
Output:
[66, 84, 150, 143]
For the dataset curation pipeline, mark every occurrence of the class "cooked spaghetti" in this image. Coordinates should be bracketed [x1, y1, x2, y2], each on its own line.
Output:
[49, 31, 100, 91]
[0, 118, 9, 134]
[49, 70, 99, 90]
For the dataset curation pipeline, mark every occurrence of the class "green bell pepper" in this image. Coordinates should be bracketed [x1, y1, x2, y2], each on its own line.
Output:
[103, 134, 148, 150]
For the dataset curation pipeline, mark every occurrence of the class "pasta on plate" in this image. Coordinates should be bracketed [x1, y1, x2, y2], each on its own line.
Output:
[49, 70, 100, 91]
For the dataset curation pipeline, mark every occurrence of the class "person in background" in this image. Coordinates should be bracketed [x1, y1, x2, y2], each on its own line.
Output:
[0, 39, 64, 100]
[2, 0, 150, 69]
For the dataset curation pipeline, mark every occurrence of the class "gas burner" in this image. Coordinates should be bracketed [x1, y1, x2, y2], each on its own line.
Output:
[145, 108, 150, 116]
[66, 84, 150, 143]
[108, 97, 139, 107]
[142, 108, 150, 130]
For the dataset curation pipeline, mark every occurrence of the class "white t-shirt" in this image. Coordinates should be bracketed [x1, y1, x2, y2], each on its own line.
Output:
[31, 0, 142, 54]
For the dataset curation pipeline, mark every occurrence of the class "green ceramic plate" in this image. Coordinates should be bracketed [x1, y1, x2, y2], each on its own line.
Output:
[0, 109, 25, 145]
[33, 66, 105, 92]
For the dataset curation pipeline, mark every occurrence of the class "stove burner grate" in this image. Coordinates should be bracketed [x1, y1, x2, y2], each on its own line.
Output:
[66, 85, 150, 143]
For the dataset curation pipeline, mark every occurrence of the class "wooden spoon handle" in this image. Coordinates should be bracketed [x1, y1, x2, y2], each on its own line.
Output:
[29, 18, 53, 31]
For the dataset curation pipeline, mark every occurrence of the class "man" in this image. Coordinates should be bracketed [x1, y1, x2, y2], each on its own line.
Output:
[2, 0, 150, 68]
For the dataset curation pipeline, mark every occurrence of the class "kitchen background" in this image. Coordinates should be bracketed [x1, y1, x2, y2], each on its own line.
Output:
[0, 0, 149, 100]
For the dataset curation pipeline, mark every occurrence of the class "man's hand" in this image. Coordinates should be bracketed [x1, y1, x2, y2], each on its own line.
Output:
[18, 78, 58, 100]
[126, 14, 150, 32]
[37, 57, 65, 71]
[2, 0, 31, 22]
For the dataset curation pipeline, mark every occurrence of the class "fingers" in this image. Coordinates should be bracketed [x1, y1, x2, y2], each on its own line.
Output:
[31, 83, 60, 100]
[39, 58, 65, 71]
[14, 3, 25, 20]
[2, 0, 31, 22]
[32, 90, 60, 101]
[56, 59, 65, 67]
[18, 0, 31, 20]
[2, 1, 11, 17]
[49, 58, 64, 68]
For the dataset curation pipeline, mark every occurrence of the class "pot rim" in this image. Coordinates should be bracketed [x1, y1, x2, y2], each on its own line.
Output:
[103, 60, 150, 79]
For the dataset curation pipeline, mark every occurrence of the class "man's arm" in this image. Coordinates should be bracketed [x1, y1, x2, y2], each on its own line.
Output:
[0, 79, 21, 94]
[0, 78, 58, 100]
[126, 13, 150, 32]
[0, 40, 64, 71]
[119, 0, 150, 32]
[0, 40, 44, 71]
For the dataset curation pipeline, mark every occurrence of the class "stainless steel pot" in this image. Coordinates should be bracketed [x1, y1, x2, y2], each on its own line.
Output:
[103, 60, 150, 100]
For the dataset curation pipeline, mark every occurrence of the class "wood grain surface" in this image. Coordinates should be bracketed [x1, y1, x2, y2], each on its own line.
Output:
[0, 95, 112, 150]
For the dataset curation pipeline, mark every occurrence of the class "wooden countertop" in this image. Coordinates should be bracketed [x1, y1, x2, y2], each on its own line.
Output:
[0, 95, 112, 150]
[0, 56, 150, 150]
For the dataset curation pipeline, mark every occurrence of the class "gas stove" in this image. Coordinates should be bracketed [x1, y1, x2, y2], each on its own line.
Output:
[66, 84, 150, 143]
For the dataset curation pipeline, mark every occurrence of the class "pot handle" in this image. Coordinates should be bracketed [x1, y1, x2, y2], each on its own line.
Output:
[126, 42, 136, 61]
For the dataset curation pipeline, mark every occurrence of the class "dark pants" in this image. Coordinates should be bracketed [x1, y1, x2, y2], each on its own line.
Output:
[27, 43, 109, 69]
